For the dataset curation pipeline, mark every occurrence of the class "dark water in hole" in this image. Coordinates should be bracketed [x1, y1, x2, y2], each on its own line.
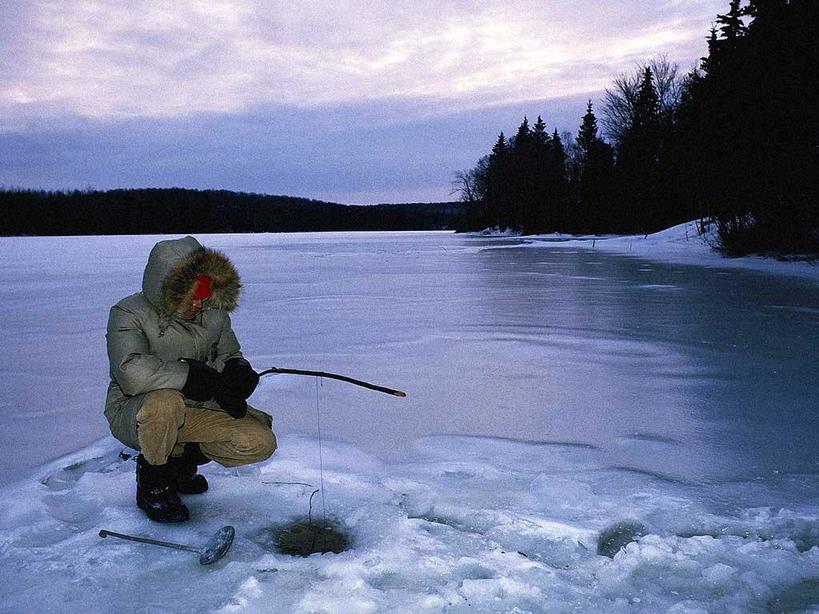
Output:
[597, 520, 648, 558]
[253, 520, 351, 556]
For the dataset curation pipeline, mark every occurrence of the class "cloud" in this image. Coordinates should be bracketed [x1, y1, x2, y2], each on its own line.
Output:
[0, 0, 724, 124]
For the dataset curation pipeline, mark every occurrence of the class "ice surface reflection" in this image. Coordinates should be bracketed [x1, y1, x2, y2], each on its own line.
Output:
[219, 232, 819, 486]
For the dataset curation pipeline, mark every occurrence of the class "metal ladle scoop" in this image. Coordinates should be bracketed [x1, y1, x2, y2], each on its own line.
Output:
[99, 525, 235, 565]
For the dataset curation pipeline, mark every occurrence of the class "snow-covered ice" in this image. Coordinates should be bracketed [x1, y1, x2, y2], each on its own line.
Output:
[1, 227, 817, 613]
[3, 436, 819, 613]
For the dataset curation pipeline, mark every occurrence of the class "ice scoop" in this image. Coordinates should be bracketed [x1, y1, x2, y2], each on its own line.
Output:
[98, 525, 235, 565]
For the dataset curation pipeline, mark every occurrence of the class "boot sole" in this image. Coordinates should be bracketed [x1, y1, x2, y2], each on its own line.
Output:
[137, 495, 190, 523]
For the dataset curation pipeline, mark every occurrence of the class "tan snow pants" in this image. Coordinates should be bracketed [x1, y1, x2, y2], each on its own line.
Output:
[113, 389, 277, 467]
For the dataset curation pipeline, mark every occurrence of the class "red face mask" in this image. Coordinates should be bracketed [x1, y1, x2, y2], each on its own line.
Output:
[193, 275, 213, 301]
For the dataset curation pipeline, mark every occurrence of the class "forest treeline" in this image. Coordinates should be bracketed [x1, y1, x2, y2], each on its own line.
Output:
[455, 0, 818, 255]
[0, 188, 465, 235]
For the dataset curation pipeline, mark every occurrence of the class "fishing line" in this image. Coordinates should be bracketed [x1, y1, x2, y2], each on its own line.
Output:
[259, 365, 406, 531]
[315, 376, 327, 524]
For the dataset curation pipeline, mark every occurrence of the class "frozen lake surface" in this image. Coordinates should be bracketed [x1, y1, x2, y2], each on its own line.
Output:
[2, 231, 817, 487]
[1, 230, 818, 613]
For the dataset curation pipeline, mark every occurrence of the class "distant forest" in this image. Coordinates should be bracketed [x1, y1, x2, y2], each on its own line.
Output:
[0, 188, 465, 235]
[455, 0, 818, 255]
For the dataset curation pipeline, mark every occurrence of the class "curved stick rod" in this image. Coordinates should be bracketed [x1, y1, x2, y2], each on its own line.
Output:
[259, 367, 406, 397]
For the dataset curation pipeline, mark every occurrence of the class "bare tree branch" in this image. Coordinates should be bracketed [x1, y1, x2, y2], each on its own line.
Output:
[451, 169, 478, 202]
[601, 55, 682, 146]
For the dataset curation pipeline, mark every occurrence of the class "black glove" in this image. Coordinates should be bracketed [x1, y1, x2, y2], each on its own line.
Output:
[214, 386, 247, 419]
[221, 357, 260, 400]
[180, 359, 221, 402]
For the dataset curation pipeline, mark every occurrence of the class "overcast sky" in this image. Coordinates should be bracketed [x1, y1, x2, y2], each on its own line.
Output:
[0, 1, 726, 204]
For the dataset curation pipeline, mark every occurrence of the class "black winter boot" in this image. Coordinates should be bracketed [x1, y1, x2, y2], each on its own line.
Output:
[136, 455, 190, 523]
[167, 443, 210, 495]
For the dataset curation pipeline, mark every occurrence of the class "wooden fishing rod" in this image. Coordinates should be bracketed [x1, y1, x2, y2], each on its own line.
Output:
[259, 367, 407, 397]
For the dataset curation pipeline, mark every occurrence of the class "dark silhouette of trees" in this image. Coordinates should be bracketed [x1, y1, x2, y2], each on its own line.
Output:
[456, 59, 676, 235]
[456, 120, 572, 233]
[676, 0, 819, 253]
[456, 1, 817, 253]
[0, 188, 466, 235]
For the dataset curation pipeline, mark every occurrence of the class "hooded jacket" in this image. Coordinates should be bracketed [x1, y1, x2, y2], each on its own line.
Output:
[104, 236, 252, 440]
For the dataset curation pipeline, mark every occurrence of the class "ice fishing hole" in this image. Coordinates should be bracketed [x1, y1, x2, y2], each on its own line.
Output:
[254, 520, 351, 556]
[597, 520, 647, 558]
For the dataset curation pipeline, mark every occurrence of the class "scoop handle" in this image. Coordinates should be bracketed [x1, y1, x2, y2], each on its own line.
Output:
[99, 529, 199, 553]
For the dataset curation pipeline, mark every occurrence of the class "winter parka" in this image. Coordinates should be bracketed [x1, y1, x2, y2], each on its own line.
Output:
[104, 236, 266, 448]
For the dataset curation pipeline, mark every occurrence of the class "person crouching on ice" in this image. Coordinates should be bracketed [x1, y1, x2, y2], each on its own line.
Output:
[104, 236, 277, 522]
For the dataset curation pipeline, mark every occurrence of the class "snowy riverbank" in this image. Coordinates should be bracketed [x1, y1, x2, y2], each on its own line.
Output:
[513, 220, 819, 281]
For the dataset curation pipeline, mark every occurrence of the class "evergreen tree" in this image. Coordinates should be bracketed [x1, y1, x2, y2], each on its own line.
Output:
[550, 130, 566, 174]
[511, 116, 532, 149]
[532, 115, 550, 147]
[574, 102, 614, 231]
[529, 115, 552, 231]
[613, 67, 663, 232]
[716, 0, 746, 41]
[703, 26, 719, 71]
[576, 101, 600, 161]
[510, 117, 537, 230]
[484, 132, 513, 229]
[633, 67, 660, 137]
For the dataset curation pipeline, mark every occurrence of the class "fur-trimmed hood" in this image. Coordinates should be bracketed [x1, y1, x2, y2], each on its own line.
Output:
[141, 236, 241, 316]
